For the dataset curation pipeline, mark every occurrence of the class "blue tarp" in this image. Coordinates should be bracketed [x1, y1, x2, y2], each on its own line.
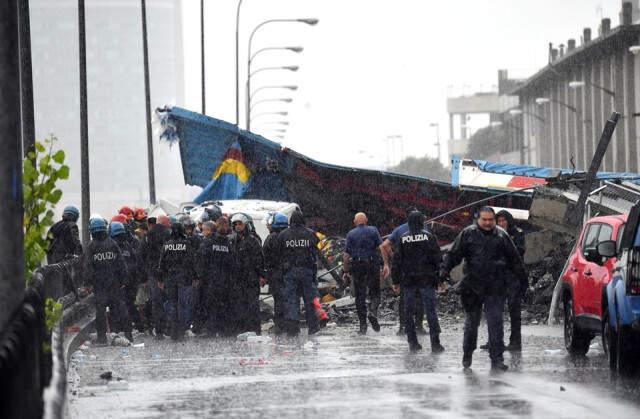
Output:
[473, 160, 640, 182]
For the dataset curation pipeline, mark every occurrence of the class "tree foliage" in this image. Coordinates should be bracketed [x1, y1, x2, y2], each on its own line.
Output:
[466, 125, 508, 160]
[23, 135, 69, 283]
[389, 155, 450, 182]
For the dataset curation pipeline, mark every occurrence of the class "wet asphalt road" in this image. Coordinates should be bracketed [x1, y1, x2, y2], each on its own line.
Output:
[67, 323, 640, 419]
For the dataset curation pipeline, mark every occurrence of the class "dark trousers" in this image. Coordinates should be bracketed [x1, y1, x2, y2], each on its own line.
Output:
[462, 292, 505, 363]
[165, 279, 191, 339]
[124, 284, 140, 329]
[270, 272, 286, 331]
[403, 284, 440, 345]
[284, 267, 319, 333]
[95, 288, 131, 338]
[351, 260, 380, 326]
[151, 281, 167, 334]
[399, 288, 424, 329]
[234, 280, 261, 335]
[507, 290, 522, 345]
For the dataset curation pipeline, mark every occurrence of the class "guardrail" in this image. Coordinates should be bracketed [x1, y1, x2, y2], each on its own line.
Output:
[0, 257, 85, 419]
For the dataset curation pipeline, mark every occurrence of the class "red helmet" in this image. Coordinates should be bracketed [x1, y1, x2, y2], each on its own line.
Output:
[111, 214, 127, 223]
[119, 206, 134, 220]
[134, 207, 147, 221]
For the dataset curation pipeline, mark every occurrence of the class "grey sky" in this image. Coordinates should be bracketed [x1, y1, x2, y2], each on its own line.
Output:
[178, 0, 622, 170]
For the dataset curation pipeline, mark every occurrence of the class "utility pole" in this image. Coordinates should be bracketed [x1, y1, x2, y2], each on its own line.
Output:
[201, 0, 205, 115]
[141, 0, 156, 204]
[0, 0, 24, 331]
[78, 0, 90, 244]
[18, 0, 35, 160]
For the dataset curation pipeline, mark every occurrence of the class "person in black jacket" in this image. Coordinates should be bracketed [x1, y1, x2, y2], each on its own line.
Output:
[143, 215, 171, 337]
[47, 205, 83, 264]
[158, 221, 196, 340]
[392, 211, 445, 353]
[497, 209, 527, 350]
[110, 221, 143, 332]
[195, 221, 234, 336]
[276, 210, 320, 336]
[263, 212, 289, 334]
[83, 218, 132, 344]
[441, 206, 526, 371]
[229, 213, 265, 335]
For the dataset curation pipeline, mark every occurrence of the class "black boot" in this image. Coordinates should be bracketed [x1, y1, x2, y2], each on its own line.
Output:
[491, 361, 509, 372]
[359, 323, 367, 335]
[368, 315, 380, 332]
[125, 330, 134, 343]
[409, 342, 423, 353]
[431, 335, 445, 353]
[462, 352, 473, 369]
[506, 340, 522, 351]
[96, 333, 108, 345]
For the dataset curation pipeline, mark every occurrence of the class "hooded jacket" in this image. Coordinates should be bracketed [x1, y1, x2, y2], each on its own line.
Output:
[496, 210, 525, 257]
[46, 218, 83, 264]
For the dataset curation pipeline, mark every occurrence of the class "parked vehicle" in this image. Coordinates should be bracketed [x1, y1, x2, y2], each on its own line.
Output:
[602, 203, 640, 373]
[560, 214, 627, 355]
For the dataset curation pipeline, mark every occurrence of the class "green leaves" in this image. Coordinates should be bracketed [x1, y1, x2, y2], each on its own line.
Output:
[23, 136, 69, 284]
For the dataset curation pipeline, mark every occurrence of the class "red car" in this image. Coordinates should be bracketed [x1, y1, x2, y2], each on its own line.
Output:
[560, 214, 627, 355]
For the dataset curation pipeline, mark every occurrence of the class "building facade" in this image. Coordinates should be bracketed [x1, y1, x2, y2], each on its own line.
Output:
[30, 0, 186, 218]
[516, 2, 640, 173]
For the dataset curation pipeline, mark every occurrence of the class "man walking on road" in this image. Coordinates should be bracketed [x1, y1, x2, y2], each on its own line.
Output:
[440, 206, 526, 371]
[392, 211, 445, 353]
[343, 212, 384, 335]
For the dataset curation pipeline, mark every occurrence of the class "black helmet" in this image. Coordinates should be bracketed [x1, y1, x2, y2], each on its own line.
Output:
[180, 214, 196, 228]
[171, 221, 185, 238]
[407, 211, 425, 233]
[205, 205, 222, 223]
[290, 209, 304, 226]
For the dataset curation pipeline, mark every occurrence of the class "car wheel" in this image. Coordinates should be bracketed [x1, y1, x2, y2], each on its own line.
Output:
[602, 307, 617, 371]
[564, 296, 590, 356]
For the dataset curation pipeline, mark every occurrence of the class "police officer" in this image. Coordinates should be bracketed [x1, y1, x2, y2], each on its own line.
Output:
[276, 210, 320, 336]
[380, 207, 426, 336]
[195, 221, 234, 335]
[391, 211, 445, 353]
[158, 221, 196, 340]
[230, 213, 265, 335]
[440, 206, 526, 371]
[497, 209, 527, 351]
[343, 212, 383, 335]
[83, 218, 132, 344]
[142, 215, 171, 337]
[47, 205, 83, 264]
[263, 212, 289, 334]
[110, 221, 143, 332]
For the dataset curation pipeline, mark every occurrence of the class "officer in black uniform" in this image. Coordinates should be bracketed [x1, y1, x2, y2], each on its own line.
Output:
[276, 210, 320, 336]
[263, 212, 289, 334]
[230, 213, 265, 335]
[158, 221, 196, 340]
[441, 206, 526, 371]
[109, 221, 142, 332]
[142, 215, 171, 337]
[47, 205, 83, 264]
[196, 221, 234, 335]
[392, 211, 445, 353]
[83, 218, 132, 344]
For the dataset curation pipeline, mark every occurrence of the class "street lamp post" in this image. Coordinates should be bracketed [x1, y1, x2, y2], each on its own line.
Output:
[245, 18, 318, 130]
[141, 0, 156, 205]
[249, 97, 293, 114]
[246, 66, 298, 129]
[250, 85, 298, 103]
[235, 0, 244, 125]
[78, 0, 90, 245]
[536, 97, 590, 124]
[201, 0, 205, 115]
[250, 111, 288, 123]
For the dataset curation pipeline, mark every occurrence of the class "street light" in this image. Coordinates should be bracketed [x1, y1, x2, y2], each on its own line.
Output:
[250, 46, 303, 63]
[249, 97, 293, 114]
[245, 18, 318, 130]
[246, 66, 298, 130]
[253, 121, 290, 130]
[490, 121, 503, 128]
[250, 111, 289, 122]
[536, 97, 590, 124]
[568, 80, 615, 97]
[509, 108, 545, 122]
[250, 85, 298, 103]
